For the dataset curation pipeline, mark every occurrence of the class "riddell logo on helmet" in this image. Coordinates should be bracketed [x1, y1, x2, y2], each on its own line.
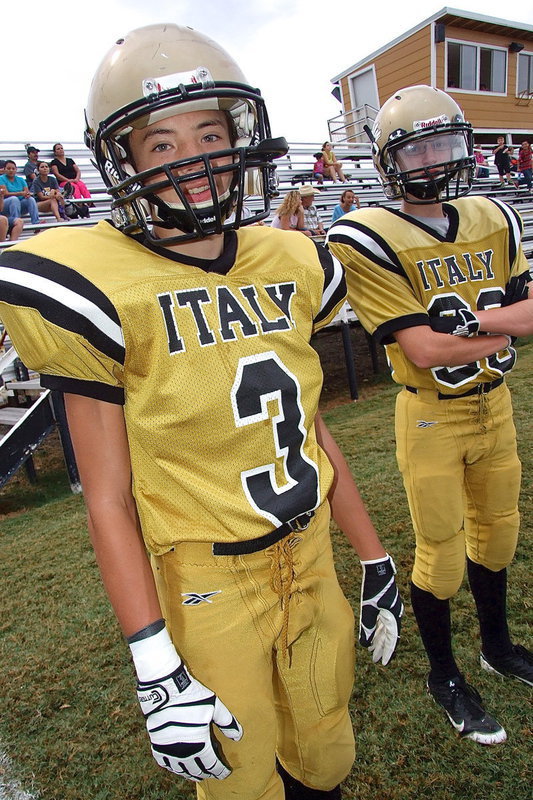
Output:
[413, 115, 450, 130]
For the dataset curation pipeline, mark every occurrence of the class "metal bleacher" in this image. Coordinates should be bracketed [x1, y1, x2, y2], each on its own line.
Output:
[1, 139, 532, 255]
[1, 139, 533, 489]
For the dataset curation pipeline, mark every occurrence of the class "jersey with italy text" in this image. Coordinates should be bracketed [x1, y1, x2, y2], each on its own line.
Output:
[327, 196, 530, 394]
[0, 221, 346, 554]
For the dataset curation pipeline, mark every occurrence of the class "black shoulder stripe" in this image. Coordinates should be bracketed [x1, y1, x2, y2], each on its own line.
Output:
[40, 374, 125, 404]
[486, 197, 522, 268]
[0, 249, 121, 325]
[0, 281, 125, 365]
[0, 249, 124, 364]
[312, 239, 335, 277]
[328, 219, 408, 279]
[311, 242, 347, 324]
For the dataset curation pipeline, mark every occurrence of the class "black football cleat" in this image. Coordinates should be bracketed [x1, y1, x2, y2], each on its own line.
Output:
[427, 675, 507, 745]
[481, 645, 533, 687]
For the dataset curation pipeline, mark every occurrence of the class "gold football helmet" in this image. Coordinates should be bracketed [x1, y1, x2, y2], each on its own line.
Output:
[85, 24, 287, 242]
[367, 85, 474, 203]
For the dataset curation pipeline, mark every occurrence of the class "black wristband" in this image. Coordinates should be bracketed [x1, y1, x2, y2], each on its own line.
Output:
[126, 618, 166, 644]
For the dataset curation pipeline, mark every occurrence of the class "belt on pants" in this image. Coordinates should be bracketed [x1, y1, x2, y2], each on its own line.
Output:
[405, 377, 504, 400]
[212, 511, 315, 556]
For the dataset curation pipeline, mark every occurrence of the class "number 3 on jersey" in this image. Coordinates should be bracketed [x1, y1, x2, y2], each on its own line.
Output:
[231, 352, 320, 528]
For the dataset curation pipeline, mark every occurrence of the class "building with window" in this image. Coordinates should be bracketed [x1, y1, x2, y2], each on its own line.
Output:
[329, 8, 533, 146]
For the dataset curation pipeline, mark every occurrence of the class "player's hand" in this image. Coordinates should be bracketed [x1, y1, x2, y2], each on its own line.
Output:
[137, 661, 243, 781]
[129, 621, 242, 782]
[359, 554, 403, 666]
[429, 308, 480, 337]
[502, 274, 530, 306]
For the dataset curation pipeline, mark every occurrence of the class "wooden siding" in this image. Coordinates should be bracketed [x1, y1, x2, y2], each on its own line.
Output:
[374, 26, 432, 103]
[339, 18, 533, 134]
[436, 25, 533, 131]
[340, 26, 431, 114]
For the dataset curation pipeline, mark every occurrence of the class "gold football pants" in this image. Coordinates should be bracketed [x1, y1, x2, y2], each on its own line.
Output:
[151, 501, 356, 800]
[395, 383, 521, 600]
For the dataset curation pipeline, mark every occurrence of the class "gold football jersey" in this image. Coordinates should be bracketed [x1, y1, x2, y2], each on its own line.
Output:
[327, 196, 530, 393]
[0, 222, 346, 553]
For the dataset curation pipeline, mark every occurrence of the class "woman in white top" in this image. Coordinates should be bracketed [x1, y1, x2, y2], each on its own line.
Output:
[270, 190, 311, 235]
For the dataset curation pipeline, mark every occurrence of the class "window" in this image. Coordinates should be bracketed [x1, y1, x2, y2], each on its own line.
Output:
[517, 52, 533, 95]
[447, 41, 507, 93]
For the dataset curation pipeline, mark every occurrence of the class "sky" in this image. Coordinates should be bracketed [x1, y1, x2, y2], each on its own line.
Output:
[4, 0, 533, 148]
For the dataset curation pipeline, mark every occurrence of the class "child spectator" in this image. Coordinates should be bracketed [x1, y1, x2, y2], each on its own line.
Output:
[312, 151, 325, 184]
[473, 146, 490, 178]
[492, 136, 515, 187]
[508, 147, 518, 172]
[0, 160, 39, 225]
[31, 162, 69, 222]
[517, 141, 532, 191]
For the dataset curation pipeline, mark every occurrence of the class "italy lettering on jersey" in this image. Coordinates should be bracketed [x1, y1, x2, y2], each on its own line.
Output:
[327, 196, 530, 393]
[0, 221, 346, 553]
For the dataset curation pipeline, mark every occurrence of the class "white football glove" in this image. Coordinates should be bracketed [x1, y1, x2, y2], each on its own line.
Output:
[130, 624, 243, 782]
[359, 554, 403, 666]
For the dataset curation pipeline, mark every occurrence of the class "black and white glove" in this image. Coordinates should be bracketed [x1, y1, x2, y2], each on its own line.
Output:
[130, 623, 243, 782]
[359, 554, 403, 666]
[429, 308, 480, 337]
[502, 273, 530, 306]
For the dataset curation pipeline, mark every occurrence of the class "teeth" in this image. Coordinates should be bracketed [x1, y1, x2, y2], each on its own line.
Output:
[186, 185, 210, 196]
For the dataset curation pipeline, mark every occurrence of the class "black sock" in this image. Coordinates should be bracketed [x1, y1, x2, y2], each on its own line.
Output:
[276, 761, 341, 799]
[466, 558, 513, 659]
[410, 582, 461, 682]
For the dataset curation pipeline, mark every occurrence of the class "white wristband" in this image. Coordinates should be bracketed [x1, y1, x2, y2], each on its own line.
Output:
[360, 552, 391, 567]
[129, 626, 181, 682]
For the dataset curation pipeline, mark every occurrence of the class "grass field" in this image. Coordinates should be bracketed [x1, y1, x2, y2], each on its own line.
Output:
[0, 342, 531, 800]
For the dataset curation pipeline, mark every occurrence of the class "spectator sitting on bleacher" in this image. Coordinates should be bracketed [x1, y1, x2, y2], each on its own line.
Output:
[331, 189, 361, 223]
[23, 145, 40, 187]
[322, 141, 347, 183]
[508, 147, 518, 172]
[0, 188, 24, 241]
[473, 145, 490, 178]
[31, 162, 69, 222]
[517, 141, 532, 192]
[300, 184, 326, 236]
[312, 152, 325, 185]
[0, 160, 39, 225]
[49, 143, 92, 203]
[270, 189, 311, 236]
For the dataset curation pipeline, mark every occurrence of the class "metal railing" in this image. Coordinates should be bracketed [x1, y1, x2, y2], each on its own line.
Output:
[327, 104, 379, 144]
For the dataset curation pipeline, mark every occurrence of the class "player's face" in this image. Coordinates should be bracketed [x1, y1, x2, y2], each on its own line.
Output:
[128, 109, 234, 213]
[395, 134, 453, 174]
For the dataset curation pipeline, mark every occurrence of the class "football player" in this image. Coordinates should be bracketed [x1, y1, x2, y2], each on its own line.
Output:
[0, 24, 403, 800]
[328, 85, 533, 746]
